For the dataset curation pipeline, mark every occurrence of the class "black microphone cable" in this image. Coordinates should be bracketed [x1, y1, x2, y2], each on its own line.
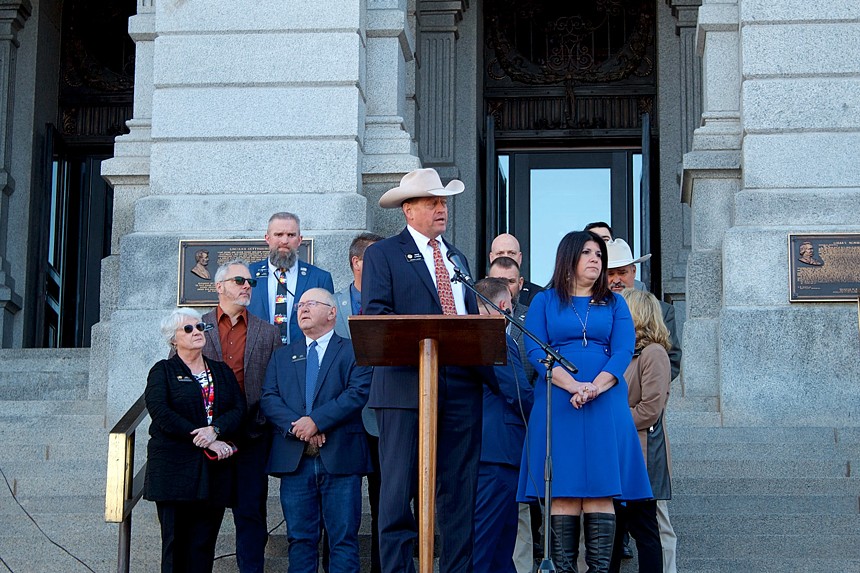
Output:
[0, 465, 97, 573]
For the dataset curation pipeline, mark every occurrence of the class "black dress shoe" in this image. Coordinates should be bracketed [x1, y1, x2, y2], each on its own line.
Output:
[622, 534, 634, 560]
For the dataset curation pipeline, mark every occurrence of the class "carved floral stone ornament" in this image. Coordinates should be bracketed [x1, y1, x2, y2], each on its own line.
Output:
[486, 0, 655, 85]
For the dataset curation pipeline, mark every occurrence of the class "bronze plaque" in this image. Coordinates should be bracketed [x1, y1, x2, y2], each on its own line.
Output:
[789, 234, 860, 302]
[177, 239, 315, 306]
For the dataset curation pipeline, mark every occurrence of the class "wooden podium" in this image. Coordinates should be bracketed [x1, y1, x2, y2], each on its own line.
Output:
[349, 315, 507, 573]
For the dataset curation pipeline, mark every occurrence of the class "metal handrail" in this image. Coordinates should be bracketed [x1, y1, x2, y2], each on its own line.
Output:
[105, 394, 148, 573]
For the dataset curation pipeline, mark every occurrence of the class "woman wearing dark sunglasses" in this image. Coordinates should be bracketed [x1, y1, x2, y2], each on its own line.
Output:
[144, 307, 246, 573]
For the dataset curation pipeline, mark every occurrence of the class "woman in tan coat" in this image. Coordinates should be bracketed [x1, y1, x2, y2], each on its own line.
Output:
[608, 289, 673, 572]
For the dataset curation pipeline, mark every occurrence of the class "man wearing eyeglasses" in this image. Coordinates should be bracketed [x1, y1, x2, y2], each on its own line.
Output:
[202, 259, 282, 573]
[248, 212, 334, 346]
[261, 288, 372, 573]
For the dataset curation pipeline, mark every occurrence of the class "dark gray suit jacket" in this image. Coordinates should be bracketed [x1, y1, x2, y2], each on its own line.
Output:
[509, 301, 538, 385]
[659, 301, 682, 381]
[201, 308, 282, 438]
[333, 285, 379, 436]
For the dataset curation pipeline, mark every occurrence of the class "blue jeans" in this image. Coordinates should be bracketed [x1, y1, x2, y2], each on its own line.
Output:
[279, 455, 362, 573]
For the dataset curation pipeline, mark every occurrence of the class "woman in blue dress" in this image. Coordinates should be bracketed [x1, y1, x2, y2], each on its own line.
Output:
[518, 231, 652, 573]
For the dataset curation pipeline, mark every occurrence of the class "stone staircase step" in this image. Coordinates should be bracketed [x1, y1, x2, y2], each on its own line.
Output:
[670, 441, 843, 460]
[665, 410, 721, 427]
[678, 557, 860, 573]
[0, 400, 105, 416]
[0, 426, 108, 450]
[669, 425, 835, 444]
[666, 394, 719, 412]
[671, 458, 849, 478]
[671, 514, 860, 536]
[0, 413, 107, 432]
[0, 374, 89, 400]
[669, 493, 859, 515]
[680, 533, 860, 558]
[673, 476, 860, 495]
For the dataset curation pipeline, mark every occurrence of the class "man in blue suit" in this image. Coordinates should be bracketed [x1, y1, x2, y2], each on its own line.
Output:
[362, 168, 495, 573]
[260, 287, 372, 573]
[248, 212, 334, 345]
[472, 278, 534, 573]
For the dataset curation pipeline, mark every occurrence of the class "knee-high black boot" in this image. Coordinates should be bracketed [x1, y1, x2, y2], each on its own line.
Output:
[584, 512, 616, 573]
[549, 514, 580, 573]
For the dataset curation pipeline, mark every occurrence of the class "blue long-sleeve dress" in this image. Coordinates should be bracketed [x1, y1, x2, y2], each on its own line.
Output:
[517, 291, 652, 501]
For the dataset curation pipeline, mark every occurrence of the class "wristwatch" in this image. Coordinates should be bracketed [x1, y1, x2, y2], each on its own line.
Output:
[212, 425, 221, 437]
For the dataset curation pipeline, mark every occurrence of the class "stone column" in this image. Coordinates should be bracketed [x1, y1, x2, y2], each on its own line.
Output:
[680, 0, 740, 402]
[0, 0, 30, 346]
[99, 0, 369, 423]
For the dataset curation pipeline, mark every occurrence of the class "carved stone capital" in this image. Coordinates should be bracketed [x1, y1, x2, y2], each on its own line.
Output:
[0, 0, 31, 45]
[418, 0, 467, 35]
[665, 0, 701, 33]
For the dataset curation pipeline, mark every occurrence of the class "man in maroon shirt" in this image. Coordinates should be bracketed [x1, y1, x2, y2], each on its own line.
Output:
[204, 259, 282, 573]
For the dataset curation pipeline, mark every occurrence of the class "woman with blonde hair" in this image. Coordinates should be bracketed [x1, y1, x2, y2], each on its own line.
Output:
[609, 288, 673, 572]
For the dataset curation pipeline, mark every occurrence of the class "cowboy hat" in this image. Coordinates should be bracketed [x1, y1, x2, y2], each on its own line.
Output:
[605, 238, 652, 269]
[378, 168, 465, 209]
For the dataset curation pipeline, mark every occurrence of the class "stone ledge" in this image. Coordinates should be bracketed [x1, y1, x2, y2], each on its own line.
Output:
[681, 149, 741, 204]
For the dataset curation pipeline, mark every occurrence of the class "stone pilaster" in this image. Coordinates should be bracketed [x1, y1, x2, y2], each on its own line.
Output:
[661, 0, 703, 302]
[679, 0, 740, 402]
[416, 0, 466, 171]
[98, 0, 370, 423]
[0, 0, 30, 346]
[363, 0, 420, 176]
[93, 0, 156, 400]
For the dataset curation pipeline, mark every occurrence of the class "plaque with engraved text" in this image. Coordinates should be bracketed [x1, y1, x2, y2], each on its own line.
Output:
[788, 234, 860, 302]
[178, 239, 315, 306]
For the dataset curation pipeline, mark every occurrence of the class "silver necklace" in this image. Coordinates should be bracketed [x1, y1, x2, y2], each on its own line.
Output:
[571, 299, 592, 347]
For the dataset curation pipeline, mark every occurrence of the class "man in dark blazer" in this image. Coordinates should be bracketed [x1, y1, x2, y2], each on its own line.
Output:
[332, 231, 384, 573]
[488, 256, 537, 385]
[260, 287, 372, 573]
[248, 212, 334, 345]
[202, 260, 281, 573]
[472, 279, 534, 573]
[362, 168, 495, 573]
[489, 233, 544, 306]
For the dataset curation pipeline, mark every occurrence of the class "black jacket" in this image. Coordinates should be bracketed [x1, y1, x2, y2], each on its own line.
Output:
[143, 354, 246, 504]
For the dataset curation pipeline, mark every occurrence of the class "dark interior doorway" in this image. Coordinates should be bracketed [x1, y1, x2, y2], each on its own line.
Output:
[478, 0, 659, 288]
[27, 0, 135, 347]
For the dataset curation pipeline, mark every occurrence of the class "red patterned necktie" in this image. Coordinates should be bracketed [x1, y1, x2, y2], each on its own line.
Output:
[429, 238, 457, 315]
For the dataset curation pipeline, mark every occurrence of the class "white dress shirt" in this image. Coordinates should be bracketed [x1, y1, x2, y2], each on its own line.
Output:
[267, 260, 299, 324]
[305, 328, 335, 364]
[406, 225, 467, 315]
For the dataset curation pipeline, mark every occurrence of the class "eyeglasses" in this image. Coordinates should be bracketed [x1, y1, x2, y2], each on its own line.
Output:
[221, 276, 258, 287]
[181, 322, 207, 334]
[294, 301, 332, 311]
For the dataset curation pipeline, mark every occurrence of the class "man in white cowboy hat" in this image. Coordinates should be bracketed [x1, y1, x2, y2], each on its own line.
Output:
[362, 167, 495, 573]
[604, 238, 680, 379]
[605, 237, 680, 573]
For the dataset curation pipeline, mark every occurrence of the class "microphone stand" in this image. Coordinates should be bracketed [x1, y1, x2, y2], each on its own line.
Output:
[449, 265, 577, 573]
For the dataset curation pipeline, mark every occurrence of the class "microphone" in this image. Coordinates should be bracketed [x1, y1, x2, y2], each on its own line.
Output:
[446, 249, 473, 284]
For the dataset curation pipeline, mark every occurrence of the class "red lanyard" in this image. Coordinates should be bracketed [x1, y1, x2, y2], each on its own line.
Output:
[198, 367, 214, 422]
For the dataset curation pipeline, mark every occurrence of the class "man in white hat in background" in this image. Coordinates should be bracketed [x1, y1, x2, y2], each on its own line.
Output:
[361, 168, 494, 573]
[605, 237, 680, 573]
[605, 238, 680, 380]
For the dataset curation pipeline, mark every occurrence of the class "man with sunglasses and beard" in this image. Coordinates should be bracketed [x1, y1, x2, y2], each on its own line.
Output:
[248, 212, 335, 345]
[201, 260, 282, 572]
